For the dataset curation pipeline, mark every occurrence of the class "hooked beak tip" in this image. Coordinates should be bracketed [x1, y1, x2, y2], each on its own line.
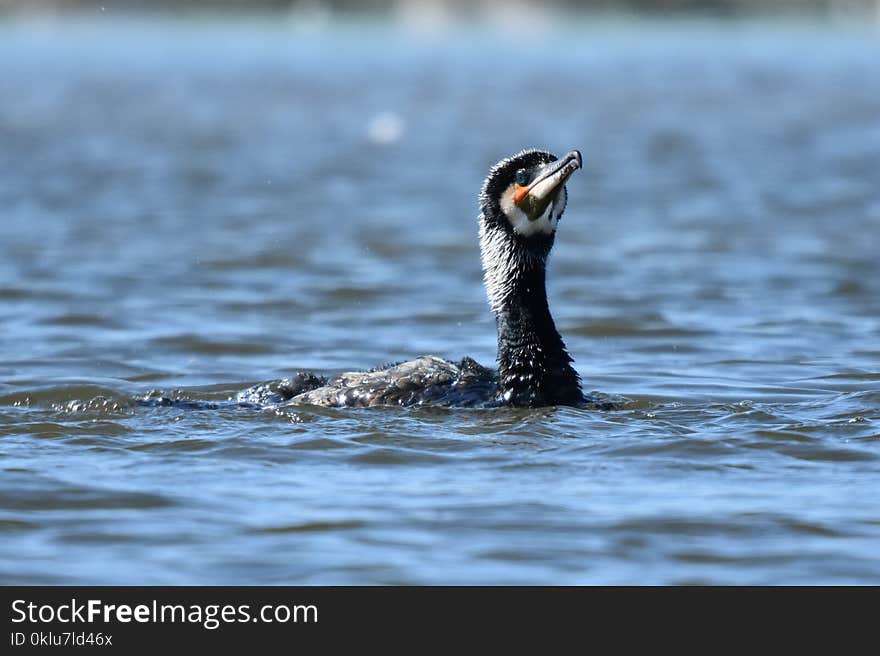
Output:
[561, 150, 582, 171]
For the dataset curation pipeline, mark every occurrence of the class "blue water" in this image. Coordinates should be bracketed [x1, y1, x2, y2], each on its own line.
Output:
[1, 15, 879, 584]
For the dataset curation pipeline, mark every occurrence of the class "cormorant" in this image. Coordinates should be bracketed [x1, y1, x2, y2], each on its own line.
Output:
[258, 149, 587, 408]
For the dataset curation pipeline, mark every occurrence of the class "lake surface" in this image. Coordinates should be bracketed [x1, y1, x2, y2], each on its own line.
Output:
[1, 15, 879, 584]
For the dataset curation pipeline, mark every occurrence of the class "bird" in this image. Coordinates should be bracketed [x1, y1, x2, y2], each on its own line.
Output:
[246, 149, 589, 409]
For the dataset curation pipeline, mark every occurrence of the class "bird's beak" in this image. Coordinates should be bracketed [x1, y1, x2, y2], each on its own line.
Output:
[514, 150, 582, 209]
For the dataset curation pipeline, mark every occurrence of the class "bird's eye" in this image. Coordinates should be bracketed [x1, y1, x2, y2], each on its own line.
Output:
[515, 170, 529, 186]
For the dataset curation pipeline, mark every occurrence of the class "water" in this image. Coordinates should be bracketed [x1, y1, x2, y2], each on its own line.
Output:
[1, 15, 879, 584]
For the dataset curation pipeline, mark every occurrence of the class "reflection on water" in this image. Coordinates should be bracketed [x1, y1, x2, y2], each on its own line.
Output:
[0, 17, 879, 584]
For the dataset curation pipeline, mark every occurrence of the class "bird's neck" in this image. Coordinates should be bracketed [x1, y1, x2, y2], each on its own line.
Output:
[482, 233, 582, 407]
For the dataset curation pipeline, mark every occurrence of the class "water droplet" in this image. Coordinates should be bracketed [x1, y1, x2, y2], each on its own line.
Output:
[366, 112, 404, 145]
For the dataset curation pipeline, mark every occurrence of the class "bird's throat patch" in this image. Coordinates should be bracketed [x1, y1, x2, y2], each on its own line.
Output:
[501, 183, 559, 237]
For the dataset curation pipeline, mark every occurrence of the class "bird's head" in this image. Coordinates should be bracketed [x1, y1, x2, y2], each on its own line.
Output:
[479, 149, 582, 244]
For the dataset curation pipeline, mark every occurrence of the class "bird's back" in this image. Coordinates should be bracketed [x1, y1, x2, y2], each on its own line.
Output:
[282, 356, 499, 408]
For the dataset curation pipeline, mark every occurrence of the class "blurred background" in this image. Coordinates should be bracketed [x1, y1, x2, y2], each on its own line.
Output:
[1, 0, 880, 30]
[2, 0, 880, 21]
[1, 1, 879, 584]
